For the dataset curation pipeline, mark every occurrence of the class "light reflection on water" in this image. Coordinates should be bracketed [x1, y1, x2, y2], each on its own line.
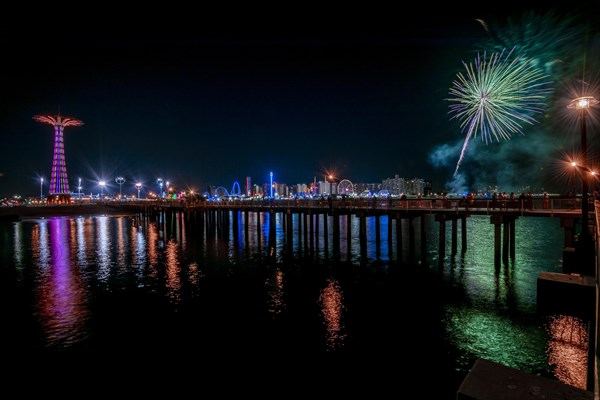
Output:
[165, 240, 182, 304]
[319, 278, 346, 350]
[266, 268, 285, 316]
[96, 216, 111, 283]
[36, 218, 89, 347]
[546, 315, 588, 389]
[440, 216, 566, 373]
[0, 211, 588, 395]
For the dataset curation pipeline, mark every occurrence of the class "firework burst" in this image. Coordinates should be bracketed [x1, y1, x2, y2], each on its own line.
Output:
[448, 48, 551, 176]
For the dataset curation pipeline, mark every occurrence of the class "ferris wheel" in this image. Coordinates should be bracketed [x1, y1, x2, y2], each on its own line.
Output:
[213, 186, 230, 199]
[337, 179, 354, 195]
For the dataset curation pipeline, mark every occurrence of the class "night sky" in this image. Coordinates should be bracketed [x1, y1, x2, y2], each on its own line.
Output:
[1, 3, 597, 197]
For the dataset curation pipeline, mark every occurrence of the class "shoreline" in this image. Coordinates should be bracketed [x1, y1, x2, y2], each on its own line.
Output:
[0, 204, 138, 221]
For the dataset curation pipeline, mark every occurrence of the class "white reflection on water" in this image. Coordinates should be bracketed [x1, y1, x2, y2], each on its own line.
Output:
[12, 223, 23, 272]
[96, 216, 111, 282]
[319, 278, 346, 350]
[116, 217, 127, 270]
[546, 315, 588, 389]
[75, 218, 88, 268]
[36, 218, 89, 347]
[32, 220, 50, 270]
[131, 224, 147, 286]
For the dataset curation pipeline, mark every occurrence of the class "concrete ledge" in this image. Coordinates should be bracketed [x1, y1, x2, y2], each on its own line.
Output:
[537, 272, 595, 318]
[457, 358, 592, 400]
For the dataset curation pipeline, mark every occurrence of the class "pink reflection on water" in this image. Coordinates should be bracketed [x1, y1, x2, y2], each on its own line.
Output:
[546, 314, 588, 389]
[319, 278, 346, 350]
[37, 218, 89, 347]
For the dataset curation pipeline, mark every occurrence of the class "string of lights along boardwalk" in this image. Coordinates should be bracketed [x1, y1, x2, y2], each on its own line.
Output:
[33, 114, 83, 203]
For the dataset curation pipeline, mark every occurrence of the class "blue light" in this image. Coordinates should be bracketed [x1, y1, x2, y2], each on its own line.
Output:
[231, 181, 241, 196]
[270, 171, 274, 198]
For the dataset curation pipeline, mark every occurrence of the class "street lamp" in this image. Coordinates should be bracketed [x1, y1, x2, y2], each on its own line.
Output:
[99, 180, 106, 198]
[166, 181, 170, 198]
[135, 182, 142, 199]
[78, 177, 82, 199]
[116, 176, 125, 196]
[270, 172, 273, 198]
[157, 178, 163, 198]
[40, 177, 44, 201]
[568, 96, 598, 243]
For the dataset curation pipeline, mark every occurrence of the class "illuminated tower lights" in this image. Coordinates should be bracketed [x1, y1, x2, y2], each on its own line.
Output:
[33, 114, 83, 201]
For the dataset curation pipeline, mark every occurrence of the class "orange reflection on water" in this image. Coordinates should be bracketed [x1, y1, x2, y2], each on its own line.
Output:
[165, 240, 182, 303]
[266, 268, 285, 316]
[319, 278, 346, 350]
[147, 222, 159, 281]
[187, 261, 203, 286]
[546, 314, 588, 389]
[37, 218, 89, 347]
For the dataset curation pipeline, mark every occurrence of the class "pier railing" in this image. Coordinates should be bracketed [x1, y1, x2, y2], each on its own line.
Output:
[130, 196, 589, 214]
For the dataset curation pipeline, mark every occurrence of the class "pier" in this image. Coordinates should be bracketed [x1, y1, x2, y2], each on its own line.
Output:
[1, 196, 594, 271]
[123, 196, 593, 271]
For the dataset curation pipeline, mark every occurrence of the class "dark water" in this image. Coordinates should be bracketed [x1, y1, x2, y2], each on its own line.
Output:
[0, 212, 588, 395]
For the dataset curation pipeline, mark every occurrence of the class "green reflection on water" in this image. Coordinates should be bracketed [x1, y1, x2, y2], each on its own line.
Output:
[438, 215, 565, 375]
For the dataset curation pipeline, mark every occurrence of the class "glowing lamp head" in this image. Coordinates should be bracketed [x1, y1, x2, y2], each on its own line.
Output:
[99, 181, 106, 187]
[135, 182, 142, 189]
[568, 96, 598, 110]
[571, 161, 578, 167]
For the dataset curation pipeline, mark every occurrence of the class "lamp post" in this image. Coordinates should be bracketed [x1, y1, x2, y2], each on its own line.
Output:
[157, 178, 163, 199]
[270, 172, 273, 198]
[135, 182, 142, 199]
[568, 96, 598, 243]
[78, 177, 82, 200]
[116, 176, 125, 197]
[40, 177, 44, 201]
[166, 181, 170, 199]
[99, 180, 106, 198]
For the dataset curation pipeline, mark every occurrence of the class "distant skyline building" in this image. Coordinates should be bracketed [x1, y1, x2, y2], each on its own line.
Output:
[405, 178, 425, 195]
[295, 183, 308, 196]
[354, 182, 382, 195]
[382, 174, 405, 195]
[33, 114, 83, 203]
[245, 176, 252, 197]
[424, 180, 433, 194]
[318, 180, 335, 196]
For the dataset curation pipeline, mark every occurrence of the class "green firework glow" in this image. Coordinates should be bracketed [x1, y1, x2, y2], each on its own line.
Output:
[448, 48, 551, 176]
